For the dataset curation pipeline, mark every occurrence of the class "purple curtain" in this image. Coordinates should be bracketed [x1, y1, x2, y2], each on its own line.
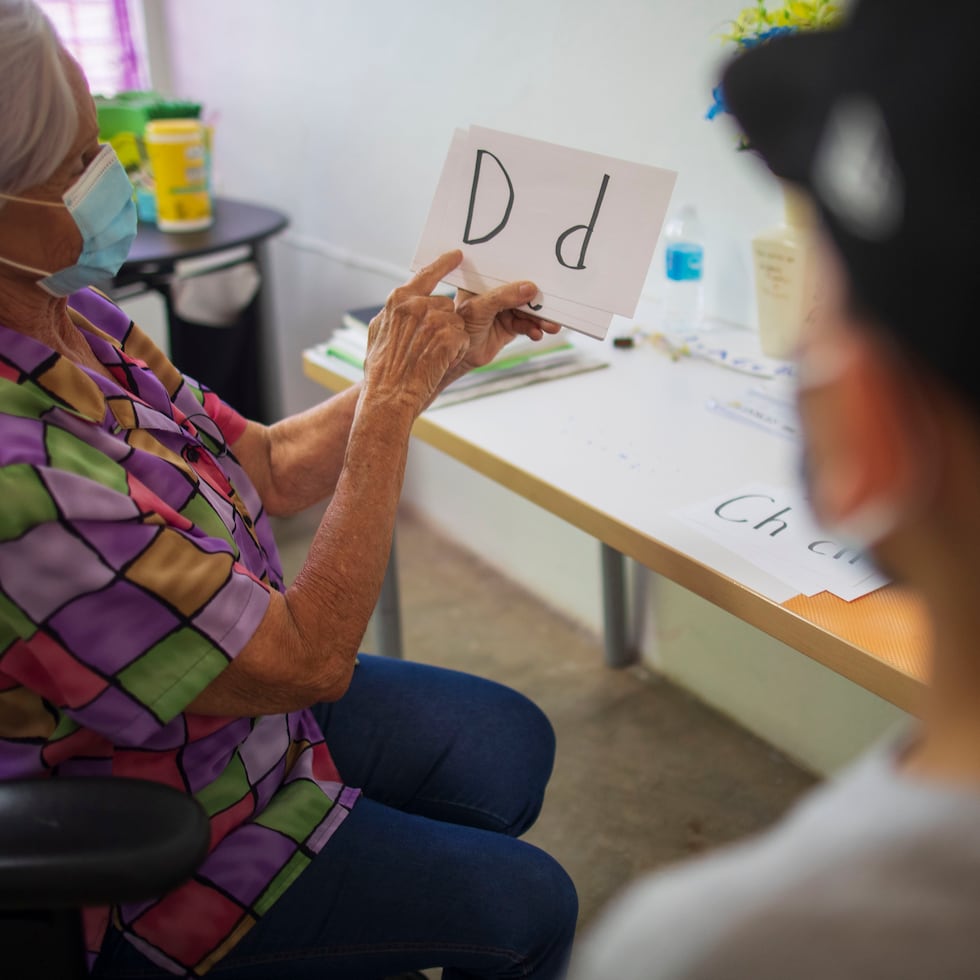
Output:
[112, 0, 142, 91]
[39, 0, 147, 95]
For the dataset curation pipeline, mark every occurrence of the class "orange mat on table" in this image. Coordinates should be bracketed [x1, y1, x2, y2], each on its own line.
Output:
[782, 586, 930, 682]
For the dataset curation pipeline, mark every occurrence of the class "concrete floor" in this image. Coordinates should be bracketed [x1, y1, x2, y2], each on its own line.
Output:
[270, 505, 819, 942]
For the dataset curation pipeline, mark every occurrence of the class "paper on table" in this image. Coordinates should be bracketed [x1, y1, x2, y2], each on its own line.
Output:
[412, 126, 677, 340]
[672, 482, 890, 601]
[706, 382, 802, 443]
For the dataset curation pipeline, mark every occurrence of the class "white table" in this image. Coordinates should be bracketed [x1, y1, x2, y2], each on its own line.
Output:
[303, 319, 928, 713]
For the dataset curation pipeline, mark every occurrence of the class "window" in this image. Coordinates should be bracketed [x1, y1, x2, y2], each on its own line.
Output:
[38, 0, 149, 96]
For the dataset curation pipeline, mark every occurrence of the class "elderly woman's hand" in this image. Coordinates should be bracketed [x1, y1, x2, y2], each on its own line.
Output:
[450, 282, 561, 381]
[363, 250, 468, 413]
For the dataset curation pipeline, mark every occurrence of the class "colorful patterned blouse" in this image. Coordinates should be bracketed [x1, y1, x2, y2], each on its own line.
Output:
[0, 288, 359, 976]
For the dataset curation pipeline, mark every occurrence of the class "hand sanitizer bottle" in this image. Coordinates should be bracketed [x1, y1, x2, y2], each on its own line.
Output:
[662, 204, 706, 335]
[751, 184, 818, 359]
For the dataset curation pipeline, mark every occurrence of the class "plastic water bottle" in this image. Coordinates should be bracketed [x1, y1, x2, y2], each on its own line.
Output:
[662, 204, 706, 334]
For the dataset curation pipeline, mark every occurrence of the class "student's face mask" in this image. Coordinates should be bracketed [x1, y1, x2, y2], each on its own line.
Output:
[0, 144, 137, 297]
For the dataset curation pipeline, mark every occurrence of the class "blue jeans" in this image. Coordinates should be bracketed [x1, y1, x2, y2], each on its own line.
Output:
[92, 655, 578, 979]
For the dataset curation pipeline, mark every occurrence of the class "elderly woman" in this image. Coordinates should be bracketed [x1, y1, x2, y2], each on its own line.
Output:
[0, 2, 577, 977]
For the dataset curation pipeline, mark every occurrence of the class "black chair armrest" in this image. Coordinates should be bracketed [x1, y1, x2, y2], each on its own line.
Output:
[0, 777, 210, 909]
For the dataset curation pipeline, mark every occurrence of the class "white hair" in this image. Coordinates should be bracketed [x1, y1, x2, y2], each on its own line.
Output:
[0, 0, 78, 196]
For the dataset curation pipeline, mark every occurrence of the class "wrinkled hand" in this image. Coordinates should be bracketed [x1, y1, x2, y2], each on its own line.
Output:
[451, 281, 562, 382]
[363, 250, 468, 414]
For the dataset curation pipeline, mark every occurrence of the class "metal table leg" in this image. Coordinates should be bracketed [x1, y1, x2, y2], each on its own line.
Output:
[375, 527, 404, 659]
[600, 542, 637, 667]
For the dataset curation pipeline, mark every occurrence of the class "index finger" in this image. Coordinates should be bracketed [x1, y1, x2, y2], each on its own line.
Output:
[405, 249, 463, 298]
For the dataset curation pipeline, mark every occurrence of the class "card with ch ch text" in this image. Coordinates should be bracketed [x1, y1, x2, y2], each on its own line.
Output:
[411, 127, 677, 340]
[673, 482, 891, 602]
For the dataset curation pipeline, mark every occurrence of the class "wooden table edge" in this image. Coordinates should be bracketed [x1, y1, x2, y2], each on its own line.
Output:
[303, 352, 926, 714]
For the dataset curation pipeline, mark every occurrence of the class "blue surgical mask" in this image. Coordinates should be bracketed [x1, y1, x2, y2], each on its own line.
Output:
[0, 144, 137, 296]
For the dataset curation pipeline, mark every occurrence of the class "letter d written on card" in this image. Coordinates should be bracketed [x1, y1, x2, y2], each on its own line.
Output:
[411, 127, 677, 340]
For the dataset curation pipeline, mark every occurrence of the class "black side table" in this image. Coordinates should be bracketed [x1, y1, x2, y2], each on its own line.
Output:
[111, 197, 289, 423]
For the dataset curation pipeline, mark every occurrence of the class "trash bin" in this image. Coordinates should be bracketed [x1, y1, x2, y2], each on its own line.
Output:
[168, 248, 268, 422]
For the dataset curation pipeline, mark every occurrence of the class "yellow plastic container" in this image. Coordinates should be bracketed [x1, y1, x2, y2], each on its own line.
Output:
[143, 119, 213, 232]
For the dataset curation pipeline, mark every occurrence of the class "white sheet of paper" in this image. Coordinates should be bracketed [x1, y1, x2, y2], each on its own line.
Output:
[446, 265, 615, 337]
[412, 126, 677, 339]
[672, 482, 891, 602]
[706, 384, 802, 443]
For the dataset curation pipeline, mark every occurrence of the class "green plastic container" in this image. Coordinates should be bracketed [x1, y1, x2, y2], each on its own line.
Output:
[95, 92, 204, 225]
[95, 92, 202, 140]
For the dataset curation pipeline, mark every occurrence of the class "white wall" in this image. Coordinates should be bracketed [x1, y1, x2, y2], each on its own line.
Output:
[153, 0, 905, 775]
[153, 0, 784, 417]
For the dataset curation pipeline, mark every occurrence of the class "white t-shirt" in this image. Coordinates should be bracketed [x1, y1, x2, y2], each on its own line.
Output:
[571, 727, 980, 980]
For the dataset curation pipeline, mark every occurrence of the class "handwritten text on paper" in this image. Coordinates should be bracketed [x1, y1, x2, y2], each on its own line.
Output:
[672, 483, 890, 602]
[412, 127, 677, 340]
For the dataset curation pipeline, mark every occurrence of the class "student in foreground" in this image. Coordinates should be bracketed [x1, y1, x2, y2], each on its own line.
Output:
[570, 0, 980, 977]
